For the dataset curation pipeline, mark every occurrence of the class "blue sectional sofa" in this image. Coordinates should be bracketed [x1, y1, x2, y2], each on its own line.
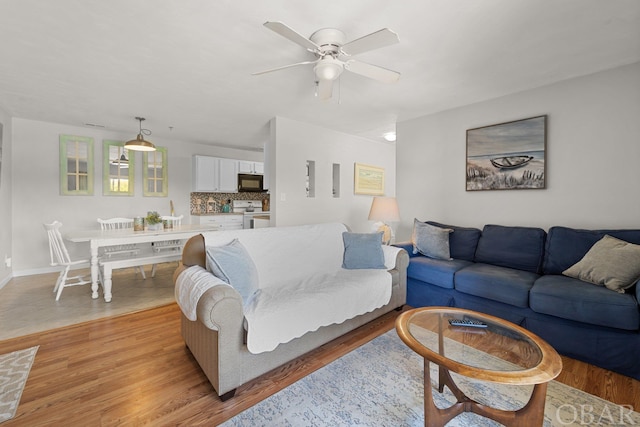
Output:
[396, 222, 640, 380]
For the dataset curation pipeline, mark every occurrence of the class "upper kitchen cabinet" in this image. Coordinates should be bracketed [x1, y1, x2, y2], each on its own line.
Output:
[217, 157, 238, 192]
[192, 155, 238, 192]
[238, 160, 264, 175]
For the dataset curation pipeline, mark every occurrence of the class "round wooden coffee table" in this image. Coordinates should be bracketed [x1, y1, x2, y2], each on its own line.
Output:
[396, 307, 562, 427]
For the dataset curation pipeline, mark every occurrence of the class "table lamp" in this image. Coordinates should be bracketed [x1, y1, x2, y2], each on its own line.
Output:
[368, 196, 400, 245]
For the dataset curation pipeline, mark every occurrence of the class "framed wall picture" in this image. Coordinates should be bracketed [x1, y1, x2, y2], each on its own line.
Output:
[466, 115, 546, 191]
[354, 163, 385, 195]
[143, 146, 168, 197]
[60, 134, 94, 195]
[103, 140, 135, 196]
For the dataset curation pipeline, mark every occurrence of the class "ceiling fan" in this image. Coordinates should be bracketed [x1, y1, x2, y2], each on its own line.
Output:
[253, 21, 400, 100]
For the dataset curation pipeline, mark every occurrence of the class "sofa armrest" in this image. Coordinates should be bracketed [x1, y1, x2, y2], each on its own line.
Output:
[387, 246, 409, 308]
[197, 285, 244, 332]
[393, 241, 417, 258]
[382, 245, 407, 270]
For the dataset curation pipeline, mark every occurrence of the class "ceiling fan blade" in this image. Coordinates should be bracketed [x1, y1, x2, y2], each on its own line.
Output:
[263, 21, 320, 52]
[344, 60, 400, 83]
[317, 79, 334, 100]
[340, 28, 399, 56]
[252, 60, 317, 75]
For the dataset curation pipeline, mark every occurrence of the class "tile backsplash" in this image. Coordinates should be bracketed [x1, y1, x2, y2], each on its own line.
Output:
[190, 192, 270, 214]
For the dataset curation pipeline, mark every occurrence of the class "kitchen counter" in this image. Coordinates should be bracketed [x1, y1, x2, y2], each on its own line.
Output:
[191, 212, 244, 216]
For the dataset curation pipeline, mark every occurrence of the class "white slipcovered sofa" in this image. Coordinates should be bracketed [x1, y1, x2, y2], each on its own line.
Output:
[173, 222, 409, 400]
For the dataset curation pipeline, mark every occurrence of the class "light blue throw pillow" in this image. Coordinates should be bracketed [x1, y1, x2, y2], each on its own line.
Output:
[412, 219, 453, 260]
[205, 239, 259, 303]
[342, 232, 386, 269]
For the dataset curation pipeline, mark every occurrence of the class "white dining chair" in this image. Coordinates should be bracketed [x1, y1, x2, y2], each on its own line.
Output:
[97, 218, 146, 278]
[150, 215, 184, 277]
[44, 221, 93, 301]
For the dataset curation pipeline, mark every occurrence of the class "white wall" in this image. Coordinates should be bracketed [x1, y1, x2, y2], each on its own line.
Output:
[11, 118, 263, 274]
[268, 117, 396, 232]
[396, 62, 640, 241]
[0, 108, 12, 288]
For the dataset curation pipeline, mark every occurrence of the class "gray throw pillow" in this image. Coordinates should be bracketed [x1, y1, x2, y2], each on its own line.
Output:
[206, 239, 259, 302]
[412, 219, 453, 260]
[342, 232, 386, 269]
[563, 235, 640, 293]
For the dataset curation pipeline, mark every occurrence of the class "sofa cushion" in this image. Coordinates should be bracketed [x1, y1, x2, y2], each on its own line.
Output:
[411, 219, 452, 260]
[205, 238, 259, 303]
[342, 232, 386, 269]
[474, 224, 546, 273]
[426, 221, 482, 262]
[454, 263, 539, 308]
[407, 256, 472, 289]
[563, 235, 640, 293]
[543, 226, 640, 275]
[202, 223, 348, 288]
[530, 275, 640, 330]
[244, 268, 392, 353]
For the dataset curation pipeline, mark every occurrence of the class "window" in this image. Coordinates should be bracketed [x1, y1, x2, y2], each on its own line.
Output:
[60, 134, 94, 195]
[332, 163, 340, 198]
[306, 160, 315, 198]
[103, 140, 135, 196]
[143, 147, 167, 197]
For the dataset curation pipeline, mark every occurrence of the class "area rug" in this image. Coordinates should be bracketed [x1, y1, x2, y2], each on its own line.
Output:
[222, 330, 640, 426]
[0, 346, 38, 423]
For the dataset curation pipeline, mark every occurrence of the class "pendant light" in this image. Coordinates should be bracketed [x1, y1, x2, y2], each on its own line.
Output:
[124, 117, 156, 151]
[110, 153, 129, 168]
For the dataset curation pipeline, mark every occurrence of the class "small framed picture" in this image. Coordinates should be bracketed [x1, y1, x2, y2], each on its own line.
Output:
[354, 163, 385, 195]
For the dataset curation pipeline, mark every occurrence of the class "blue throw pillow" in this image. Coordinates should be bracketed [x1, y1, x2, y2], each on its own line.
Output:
[342, 232, 386, 269]
[205, 239, 259, 303]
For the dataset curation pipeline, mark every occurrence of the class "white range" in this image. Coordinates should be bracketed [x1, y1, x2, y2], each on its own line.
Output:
[233, 200, 270, 229]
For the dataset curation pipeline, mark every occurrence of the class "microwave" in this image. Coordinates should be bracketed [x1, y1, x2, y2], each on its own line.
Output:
[238, 173, 265, 192]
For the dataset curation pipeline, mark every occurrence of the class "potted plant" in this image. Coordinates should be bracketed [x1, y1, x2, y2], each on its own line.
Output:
[145, 211, 163, 231]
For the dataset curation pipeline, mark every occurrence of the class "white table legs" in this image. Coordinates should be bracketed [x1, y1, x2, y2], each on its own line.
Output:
[90, 243, 100, 299]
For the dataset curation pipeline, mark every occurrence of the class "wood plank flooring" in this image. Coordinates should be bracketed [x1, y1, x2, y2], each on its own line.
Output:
[1, 303, 639, 426]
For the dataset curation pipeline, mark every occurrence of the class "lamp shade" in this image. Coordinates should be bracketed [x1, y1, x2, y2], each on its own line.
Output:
[124, 134, 156, 151]
[368, 197, 400, 222]
[125, 117, 156, 151]
[314, 57, 344, 81]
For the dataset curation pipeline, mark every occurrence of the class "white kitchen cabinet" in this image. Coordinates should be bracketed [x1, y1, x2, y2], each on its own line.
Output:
[192, 214, 243, 230]
[238, 161, 264, 174]
[193, 155, 218, 192]
[193, 155, 238, 192]
[218, 157, 238, 192]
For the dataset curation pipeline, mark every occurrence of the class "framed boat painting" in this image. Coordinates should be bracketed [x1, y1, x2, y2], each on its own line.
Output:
[466, 115, 546, 191]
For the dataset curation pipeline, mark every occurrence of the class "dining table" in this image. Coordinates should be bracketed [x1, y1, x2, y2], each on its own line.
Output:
[65, 224, 220, 301]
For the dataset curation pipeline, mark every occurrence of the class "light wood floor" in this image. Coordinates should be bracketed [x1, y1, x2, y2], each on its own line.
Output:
[1, 296, 639, 425]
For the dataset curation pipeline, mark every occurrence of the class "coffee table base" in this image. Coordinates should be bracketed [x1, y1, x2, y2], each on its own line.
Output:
[424, 359, 547, 427]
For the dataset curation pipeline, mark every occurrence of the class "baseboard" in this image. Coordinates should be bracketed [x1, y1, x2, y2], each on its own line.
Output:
[0, 272, 12, 290]
[11, 265, 84, 277]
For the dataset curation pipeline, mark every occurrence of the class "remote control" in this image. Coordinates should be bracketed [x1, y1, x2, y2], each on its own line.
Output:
[448, 318, 488, 328]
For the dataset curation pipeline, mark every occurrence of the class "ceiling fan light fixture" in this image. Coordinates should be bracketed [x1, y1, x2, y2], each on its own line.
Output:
[124, 117, 156, 151]
[314, 58, 344, 81]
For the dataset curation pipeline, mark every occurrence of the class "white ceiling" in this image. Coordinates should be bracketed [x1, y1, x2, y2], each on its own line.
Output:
[0, 0, 639, 151]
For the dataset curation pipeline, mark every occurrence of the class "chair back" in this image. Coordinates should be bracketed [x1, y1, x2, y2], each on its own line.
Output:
[97, 218, 134, 230]
[43, 221, 71, 266]
[160, 215, 183, 228]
